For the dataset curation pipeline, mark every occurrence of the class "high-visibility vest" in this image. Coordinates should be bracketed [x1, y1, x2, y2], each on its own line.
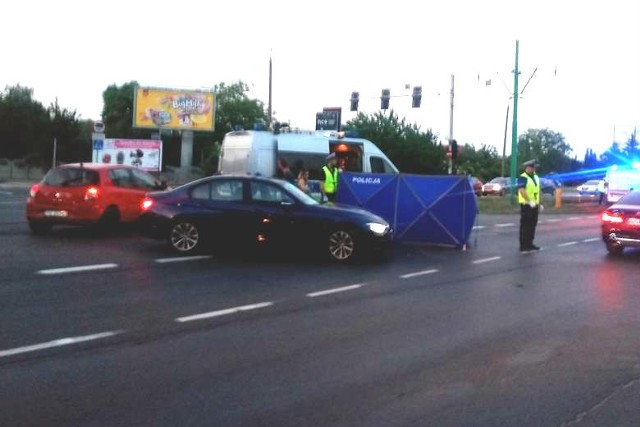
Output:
[322, 165, 339, 194]
[518, 172, 541, 205]
[597, 180, 606, 192]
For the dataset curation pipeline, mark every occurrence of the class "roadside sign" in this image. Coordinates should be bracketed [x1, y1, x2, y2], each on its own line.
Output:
[92, 132, 105, 150]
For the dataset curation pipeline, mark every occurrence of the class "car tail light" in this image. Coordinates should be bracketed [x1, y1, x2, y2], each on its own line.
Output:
[141, 197, 155, 211]
[84, 186, 100, 201]
[29, 184, 40, 198]
[602, 211, 623, 223]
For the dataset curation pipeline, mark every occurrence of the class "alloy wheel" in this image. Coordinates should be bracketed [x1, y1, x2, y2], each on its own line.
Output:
[328, 230, 355, 261]
[170, 222, 200, 252]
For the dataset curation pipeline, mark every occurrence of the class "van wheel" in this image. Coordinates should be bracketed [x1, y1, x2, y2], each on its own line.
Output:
[29, 221, 52, 235]
[327, 229, 356, 262]
[170, 221, 201, 253]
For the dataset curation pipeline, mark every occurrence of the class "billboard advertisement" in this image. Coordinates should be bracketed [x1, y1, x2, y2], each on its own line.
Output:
[94, 139, 163, 172]
[133, 87, 215, 131]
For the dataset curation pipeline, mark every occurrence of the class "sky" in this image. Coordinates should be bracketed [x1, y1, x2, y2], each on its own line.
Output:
[2, 0, 639, 160]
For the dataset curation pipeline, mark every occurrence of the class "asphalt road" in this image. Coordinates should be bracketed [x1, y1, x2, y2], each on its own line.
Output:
[1, 184, 639, 427]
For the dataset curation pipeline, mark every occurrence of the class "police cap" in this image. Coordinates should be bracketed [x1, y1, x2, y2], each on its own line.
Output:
[522, 159, 537, 168]
[326, 152, 336, 161]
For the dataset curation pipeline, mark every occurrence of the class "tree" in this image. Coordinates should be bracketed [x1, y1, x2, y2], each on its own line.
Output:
[211, 81, 267, 144]
[623, 128, 639, 159]
[517, 128, 573, 174]
[455, 144, 503, 181]
[344, 110, 445, 174]
[102, 81, 148, 139]
[0, 85, 49, 162]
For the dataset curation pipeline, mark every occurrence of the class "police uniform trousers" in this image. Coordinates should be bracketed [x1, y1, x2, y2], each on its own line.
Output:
[519, 204, 539, 249]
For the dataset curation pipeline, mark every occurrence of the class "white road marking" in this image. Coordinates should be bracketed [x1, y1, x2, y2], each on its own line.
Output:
[155, 255, 212, 264]
[582, 238, 600, 243]
[307, 284, 364, 298]
[400, 269, 439, 279]
[495, 223, 515, 228]
[546, 218, 561, 223]
[176, 302, 274, 323]
[558, 241, 578, 247]
[568, 217, 581, 221]
[472, 225, 486, 230]
[472, 256, 502, 264]
[0, 330, 122, 358]
[37, 263, 118, 275]
[0, 190, 13, 196]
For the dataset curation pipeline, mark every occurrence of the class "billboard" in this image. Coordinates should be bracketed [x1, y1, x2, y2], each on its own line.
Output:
[94, 139, 163, 172]
[133, 87, 215, 131]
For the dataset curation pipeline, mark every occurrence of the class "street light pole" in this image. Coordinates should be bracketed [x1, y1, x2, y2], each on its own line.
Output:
[509, 40, 520, 203]
[52, 138, 57, 168]
[448, 74, 455, 175]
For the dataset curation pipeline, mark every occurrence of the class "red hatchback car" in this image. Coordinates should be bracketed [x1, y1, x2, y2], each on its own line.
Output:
[26, 163, 166, 234]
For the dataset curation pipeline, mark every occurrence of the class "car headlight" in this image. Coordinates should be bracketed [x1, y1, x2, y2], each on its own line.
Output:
[494, 184, 502, 190]
[367, 222, 389, 236]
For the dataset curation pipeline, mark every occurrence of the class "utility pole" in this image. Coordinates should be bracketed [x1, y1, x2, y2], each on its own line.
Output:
[448, 74, 455, 175]
[509, 40, 520, 203]
[268, 52, 273, 127]
[502, 103, 510, 177]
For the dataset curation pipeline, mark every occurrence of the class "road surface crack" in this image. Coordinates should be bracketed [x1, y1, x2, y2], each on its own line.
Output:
[560, 376, 640, 426]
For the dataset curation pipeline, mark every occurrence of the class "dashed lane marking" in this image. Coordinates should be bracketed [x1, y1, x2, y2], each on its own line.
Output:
[472, 256, 502, 264]
[472, 225, 486, 230]
[307, 284, 365, 298]
[400, 269, 439, 279]
[558, 241, 578, 247]
[37, 263, 118, 275]
[175, 302, 274, 323]
[582, 238, 600, 243]
[155, 255, 213, 264]
[495, 223, 515, 228]
[0, 330, 123, 358]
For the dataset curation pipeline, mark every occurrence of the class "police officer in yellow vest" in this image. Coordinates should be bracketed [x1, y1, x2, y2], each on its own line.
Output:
[320, 152, 339, 203]
[518, 159, 542, 251]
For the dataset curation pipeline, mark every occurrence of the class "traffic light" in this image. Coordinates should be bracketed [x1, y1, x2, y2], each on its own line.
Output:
[350, 91, 359, 112]
[381, 89, 390, 110]
[412, 86, 422, 108]
[450, 139, 458, 159]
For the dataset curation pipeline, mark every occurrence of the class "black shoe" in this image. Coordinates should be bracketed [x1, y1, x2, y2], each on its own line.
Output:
[530, 245, 541, 250]
[520, 246, 531, 252]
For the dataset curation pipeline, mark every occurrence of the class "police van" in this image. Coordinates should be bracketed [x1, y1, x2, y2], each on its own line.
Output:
[219, 129, 399, 180]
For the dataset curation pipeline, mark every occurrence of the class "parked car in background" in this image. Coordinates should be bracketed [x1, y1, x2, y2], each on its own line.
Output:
[469, 176, 483, 196]
[26, 163, 167, 234]
[601, 190, 640, 255]
[482, 177, 511, 196]
[577, 179, 601, 195]
[139, 175, 393, 263]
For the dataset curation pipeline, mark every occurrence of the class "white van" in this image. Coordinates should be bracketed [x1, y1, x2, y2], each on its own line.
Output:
[219, 130, 399, 180]
[605, 164, 640, 203]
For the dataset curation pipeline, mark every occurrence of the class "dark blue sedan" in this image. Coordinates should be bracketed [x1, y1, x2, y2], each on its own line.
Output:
[139, 175, 393, 263]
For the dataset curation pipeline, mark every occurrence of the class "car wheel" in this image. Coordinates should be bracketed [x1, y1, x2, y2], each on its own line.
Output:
[606, 243, 624, 256]
[99, 206, 120, 228]
[499, 190, 505, 197]
[28, 221, 52, 235]
[170, 221, 201, 253]
[327, 228, 356, 262]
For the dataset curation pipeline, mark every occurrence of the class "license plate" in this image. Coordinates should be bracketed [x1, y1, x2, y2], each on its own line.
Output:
[44, 210, 68, 218]
[627, 218, 640, 226]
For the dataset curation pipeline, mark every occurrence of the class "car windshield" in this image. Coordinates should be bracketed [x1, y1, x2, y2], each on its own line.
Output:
[280, 181, 319, 205]
[490, 177, 508, 184]
[584, 180, 599, 186]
